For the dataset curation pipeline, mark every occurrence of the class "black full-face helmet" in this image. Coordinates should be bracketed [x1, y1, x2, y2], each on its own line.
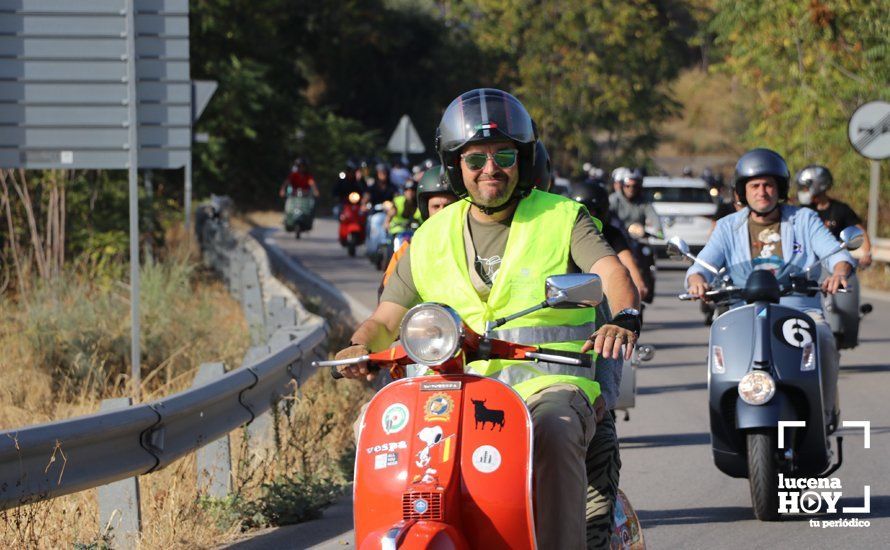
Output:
[531, 139, 552, 192]
[416, 165, 455, 220]
[436, 88, 537, 202]
[571, 182, 610, 223]
[733, 148, 790, 205]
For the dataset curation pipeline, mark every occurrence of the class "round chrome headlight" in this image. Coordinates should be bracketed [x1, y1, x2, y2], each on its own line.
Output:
[738, 371, 776, 405]
[400, 304, 463, 366]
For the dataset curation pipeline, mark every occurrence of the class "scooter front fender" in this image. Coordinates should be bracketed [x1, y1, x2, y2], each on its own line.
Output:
[735, 391, 796, 430]
[361, 521, 470, 550]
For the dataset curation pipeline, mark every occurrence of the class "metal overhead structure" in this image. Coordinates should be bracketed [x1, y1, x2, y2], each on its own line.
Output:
[0, 0, 215, 400]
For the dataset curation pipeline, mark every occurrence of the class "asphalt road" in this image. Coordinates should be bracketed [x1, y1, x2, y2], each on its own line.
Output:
[228, 216, 890, 549]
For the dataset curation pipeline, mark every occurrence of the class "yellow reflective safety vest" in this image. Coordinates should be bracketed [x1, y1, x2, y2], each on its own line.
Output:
[390, 195, 422, 234]
[411, 189, 601, 404]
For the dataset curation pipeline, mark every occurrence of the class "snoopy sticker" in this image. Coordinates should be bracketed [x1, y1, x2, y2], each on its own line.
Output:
[415, 426, 444, 467]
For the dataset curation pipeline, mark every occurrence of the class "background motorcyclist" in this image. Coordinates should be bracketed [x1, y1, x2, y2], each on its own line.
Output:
[333, 160, 364, 204]
[685, 148, 853, 431]
[379, 165, 457, 296]
[335, 88, 640, 549]
[796, 164, 874, 268]
[279, 157, 320, 198]
[385, 179, 422, 234]
[573, 182, 651, 302]
[609, 167, 663, 237]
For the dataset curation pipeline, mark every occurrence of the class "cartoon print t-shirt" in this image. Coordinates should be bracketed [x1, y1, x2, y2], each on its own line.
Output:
[748, 218, 783, 274]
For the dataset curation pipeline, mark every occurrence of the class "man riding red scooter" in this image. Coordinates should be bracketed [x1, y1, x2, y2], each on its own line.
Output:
[333, 89, 642, 548]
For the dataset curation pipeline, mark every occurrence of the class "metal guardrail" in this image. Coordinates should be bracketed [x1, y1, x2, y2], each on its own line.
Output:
[0, 196, 329, 511]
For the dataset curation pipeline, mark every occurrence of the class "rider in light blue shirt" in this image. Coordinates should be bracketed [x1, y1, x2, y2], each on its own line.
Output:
[685, 148, 853, 432]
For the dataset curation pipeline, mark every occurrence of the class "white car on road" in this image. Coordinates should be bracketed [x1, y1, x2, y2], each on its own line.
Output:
[642, 177, 717, 253]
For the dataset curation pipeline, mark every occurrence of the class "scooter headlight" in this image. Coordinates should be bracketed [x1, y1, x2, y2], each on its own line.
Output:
[348, 192, 361, 204]
[400, 304, 463, 366]
[738, 371, 776, 405]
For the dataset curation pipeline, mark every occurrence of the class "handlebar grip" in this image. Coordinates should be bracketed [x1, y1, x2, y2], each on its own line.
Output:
[530, 348, 594, 369]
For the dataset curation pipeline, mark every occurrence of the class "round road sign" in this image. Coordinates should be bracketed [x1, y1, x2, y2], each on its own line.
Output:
[848, 100, 890, 160]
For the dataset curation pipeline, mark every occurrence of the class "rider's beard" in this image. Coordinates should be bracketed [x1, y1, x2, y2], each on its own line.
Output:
[469, 175, 516, 208]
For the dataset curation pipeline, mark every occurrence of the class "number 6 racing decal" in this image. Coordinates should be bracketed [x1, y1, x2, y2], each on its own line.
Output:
[774, 316, 815, 348]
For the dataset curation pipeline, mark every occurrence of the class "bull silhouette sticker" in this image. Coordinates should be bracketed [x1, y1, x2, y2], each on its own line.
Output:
[471, 399, 505, 431]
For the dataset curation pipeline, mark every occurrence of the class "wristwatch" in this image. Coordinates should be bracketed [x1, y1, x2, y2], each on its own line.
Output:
[612, 308, 642, 335]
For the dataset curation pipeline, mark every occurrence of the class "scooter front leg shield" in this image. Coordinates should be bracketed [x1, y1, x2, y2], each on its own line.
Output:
[354, 374, 535, 550]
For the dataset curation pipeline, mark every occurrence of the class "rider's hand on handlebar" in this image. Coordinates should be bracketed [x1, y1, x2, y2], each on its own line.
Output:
[334, 344, 375, 380]
[581, 324, 637, 361]
[821, 273, 848, 295]
[686, 275, 711, 301]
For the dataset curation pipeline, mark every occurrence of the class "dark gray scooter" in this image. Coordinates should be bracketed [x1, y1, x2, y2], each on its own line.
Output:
[669, 227, 864, 521]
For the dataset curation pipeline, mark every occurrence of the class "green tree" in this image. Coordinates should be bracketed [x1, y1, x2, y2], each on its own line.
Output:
[444, 0, 693, 170]
[711, 0, 889, 233]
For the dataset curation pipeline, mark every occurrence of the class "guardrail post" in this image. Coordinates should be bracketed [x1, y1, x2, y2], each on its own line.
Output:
[193, 362, 232, 498]
[241, 258, 266, 345]
[97, 397, 141, 549]
[241, 346, 277, 450]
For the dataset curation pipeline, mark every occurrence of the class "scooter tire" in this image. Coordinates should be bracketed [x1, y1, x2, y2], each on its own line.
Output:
[295, 228, 301, 239]
[347, 234, 358, 257]
[747, 429, 780, 521]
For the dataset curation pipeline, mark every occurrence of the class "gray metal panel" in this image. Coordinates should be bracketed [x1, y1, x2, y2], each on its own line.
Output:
[0, 1, 193, 169]
[0, 0, 126, 12]
[0, 82, 128, 103]
[135, 0, 188, 13]
[0, 36, 127, 58]
[136, 59, 189, 80]
[0, 148, 189, 169]
[0, 15, 126, 37]
[134, 15, 188, 37]
[0, 104, 188, 125]
[0, 59, 128, 81]
[135, 36, 187, 58]
[0, 104, 129, 125]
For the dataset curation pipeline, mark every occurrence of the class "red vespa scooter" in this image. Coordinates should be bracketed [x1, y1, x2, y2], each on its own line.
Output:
[314, 274, 645, 549]
[339, 191, 367, 257]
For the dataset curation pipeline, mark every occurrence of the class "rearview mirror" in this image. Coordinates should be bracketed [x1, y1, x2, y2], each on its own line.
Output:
[667, 236, 691, 262]
[545, 274, 603, 309]
[840, 226, 864, 251]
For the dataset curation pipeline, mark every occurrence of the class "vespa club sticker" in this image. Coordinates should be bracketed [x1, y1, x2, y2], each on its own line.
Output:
[471, 445, 502, 474]
[382, 403, 410, 434]
[424, 393, 454, 422]
[420, 381, 462, 392]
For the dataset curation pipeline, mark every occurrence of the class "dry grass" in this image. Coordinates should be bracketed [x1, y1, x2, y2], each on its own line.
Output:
[0, 226, 372, 547]
[858, 263, 890, 292]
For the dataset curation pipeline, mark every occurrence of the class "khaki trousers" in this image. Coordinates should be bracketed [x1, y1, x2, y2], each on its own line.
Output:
[526, 384, 598, 549]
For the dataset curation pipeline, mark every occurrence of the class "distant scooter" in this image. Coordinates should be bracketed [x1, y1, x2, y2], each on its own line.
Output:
[283, 187, 316, 238]
[339, 192, 367, 257]
[671, 227, 864, 521]
[365, 202, 392, 270]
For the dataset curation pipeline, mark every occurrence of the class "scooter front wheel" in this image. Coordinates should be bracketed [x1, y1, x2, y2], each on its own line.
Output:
[747, 429, 780, 521]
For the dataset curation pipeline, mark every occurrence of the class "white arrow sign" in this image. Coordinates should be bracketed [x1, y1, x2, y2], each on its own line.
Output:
[387, 114, 426, 157]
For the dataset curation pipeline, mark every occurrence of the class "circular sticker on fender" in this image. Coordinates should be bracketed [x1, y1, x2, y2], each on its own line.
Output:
[775, 317, 814, 348]
[471, 445, 502, 474]
[382, 403, 409, 434]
